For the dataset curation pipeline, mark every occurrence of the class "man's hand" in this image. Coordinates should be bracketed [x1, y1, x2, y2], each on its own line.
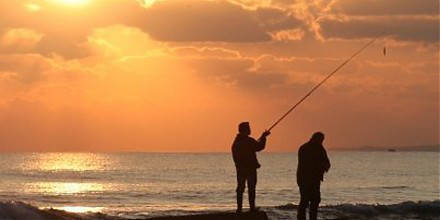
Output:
[262, 130, 271, 137]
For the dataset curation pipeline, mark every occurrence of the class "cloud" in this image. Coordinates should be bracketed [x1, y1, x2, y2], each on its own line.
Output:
[182, 55, 289, 90]
[0, 54, 52, 84]
[0, 28, 43, 53]
[0, 0, 145, 58]
[331, 0, 439, 16]
[87, 25, 166, 59]
[255, 7, 304, 32]
[173, 48, 331, 92]
[35, 35, 92, 59]
[0, 0, 306, 58]
[0, 43, 437, 151]
[314, 0, 440, 44]
[171, 46, 241, 58]
[270, 0, 299, 7]
[138, 0, 303, 42]
[0, 0, 437, 150]
[271, 28, 306, 41]
[318, 16, 439, 43]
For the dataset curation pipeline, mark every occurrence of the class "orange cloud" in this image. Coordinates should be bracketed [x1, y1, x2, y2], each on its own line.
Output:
[0, 28, 43, 49]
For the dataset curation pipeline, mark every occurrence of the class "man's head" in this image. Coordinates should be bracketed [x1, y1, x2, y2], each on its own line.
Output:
[238, 122, 251, 136]
[310, 132, 325, 144]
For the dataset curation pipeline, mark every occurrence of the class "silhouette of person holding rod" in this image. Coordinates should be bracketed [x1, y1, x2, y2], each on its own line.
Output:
[232, 122, 271, 213]
[296, 132, 331, 220]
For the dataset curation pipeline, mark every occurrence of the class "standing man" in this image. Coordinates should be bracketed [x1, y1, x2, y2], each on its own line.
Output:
[296, 132, 331, 220]
[232, 122, 270, 213]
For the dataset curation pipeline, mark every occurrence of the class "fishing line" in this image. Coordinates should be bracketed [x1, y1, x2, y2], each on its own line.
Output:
[267, 36, 382, 131]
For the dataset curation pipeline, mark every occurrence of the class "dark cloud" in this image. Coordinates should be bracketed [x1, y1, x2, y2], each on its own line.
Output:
[188, 57, 288, 89]
[35, 35, 91, 59]
[319, 17, 439, 43]
[331, 0, 439, 16]
[138, 0, 301, 42]
[256, 7, 304, 32]
[0, 54, 51, 83]
[270, 0, 300, 7]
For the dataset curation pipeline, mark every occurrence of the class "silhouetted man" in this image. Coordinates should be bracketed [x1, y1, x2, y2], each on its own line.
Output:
[297, 132, 330, 220]
[232, 122, 270, 213]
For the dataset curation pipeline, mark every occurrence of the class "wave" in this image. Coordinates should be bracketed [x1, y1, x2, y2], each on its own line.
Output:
[355, 185, 411, 190]
[276, 200, 440, 216]
[328, 200, 440, 217]
[0, 200, 439, 220]
[0, 201, 119, 220]
[379, 185, 410, 189]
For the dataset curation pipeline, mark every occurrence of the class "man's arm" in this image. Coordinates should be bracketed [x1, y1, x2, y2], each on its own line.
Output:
[255, 137, 266, 152]
[322, 147, 331, 172]
[296, 147, 303, 186]
[231, 139, 239, 166]
[254, 130, 271, 152]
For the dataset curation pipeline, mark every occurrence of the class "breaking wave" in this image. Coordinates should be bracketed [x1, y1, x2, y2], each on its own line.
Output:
[276, 200, 440, 216]
[0, 200, 439, 220]
[326, 200, 440, 216]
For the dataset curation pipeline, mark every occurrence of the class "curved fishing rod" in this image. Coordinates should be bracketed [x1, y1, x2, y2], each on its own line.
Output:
[267, 36, 381, 131]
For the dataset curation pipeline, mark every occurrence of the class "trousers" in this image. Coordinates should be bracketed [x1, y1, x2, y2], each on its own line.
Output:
[297, 182, 321, 220]
[235, 168, 257, 210]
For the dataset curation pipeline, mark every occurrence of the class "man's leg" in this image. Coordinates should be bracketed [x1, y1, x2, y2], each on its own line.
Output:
[297, 184, 309, 220]
[247, 169, 257, 211]
[309, 183, 321, 220]
[236, 169, 246, 212]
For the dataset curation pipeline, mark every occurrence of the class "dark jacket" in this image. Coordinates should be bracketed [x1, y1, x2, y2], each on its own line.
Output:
[232, 134, 266, 170]
[296, 141, 330, 186]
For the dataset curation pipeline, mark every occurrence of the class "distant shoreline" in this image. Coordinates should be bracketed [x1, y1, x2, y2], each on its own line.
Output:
[0, 145, 439, 153]
[329, 145, 440, 152]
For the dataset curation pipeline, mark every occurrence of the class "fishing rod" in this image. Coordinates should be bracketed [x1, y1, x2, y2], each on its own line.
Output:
[267, 36, 381, 131]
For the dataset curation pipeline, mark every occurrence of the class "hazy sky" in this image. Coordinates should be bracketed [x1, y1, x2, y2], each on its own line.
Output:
[0, 0, 438, 152]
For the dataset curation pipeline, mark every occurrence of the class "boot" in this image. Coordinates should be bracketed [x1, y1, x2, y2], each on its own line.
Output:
[248, 189, 256, 211]
[297, 200, 307, 220]
[236, 193, 243, 213]
[309, 202, 318, 220]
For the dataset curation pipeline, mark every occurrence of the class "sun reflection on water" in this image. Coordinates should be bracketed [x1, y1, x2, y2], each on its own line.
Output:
[34, 153, 107, 171]
[55, 206, 103, 213]
[27, 182, 104, 194]
[23, 153, 110, 195]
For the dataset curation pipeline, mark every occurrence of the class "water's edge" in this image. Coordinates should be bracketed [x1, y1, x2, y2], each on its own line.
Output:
[0, 200, 439, 220]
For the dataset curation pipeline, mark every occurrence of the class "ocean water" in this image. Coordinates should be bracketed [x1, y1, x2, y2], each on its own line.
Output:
[0, 152, 438, 219]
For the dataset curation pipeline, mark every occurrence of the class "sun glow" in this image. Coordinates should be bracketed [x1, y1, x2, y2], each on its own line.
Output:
[52, 0, 89, 6]
[25, 3, 42, 11]
[142, 0, 156, 7]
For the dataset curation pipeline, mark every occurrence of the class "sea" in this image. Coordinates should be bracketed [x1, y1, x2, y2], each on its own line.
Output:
[0, 152, 439, 219]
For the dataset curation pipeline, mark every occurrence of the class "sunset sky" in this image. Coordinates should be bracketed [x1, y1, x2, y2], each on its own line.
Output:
[0, 0, 438, 152]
